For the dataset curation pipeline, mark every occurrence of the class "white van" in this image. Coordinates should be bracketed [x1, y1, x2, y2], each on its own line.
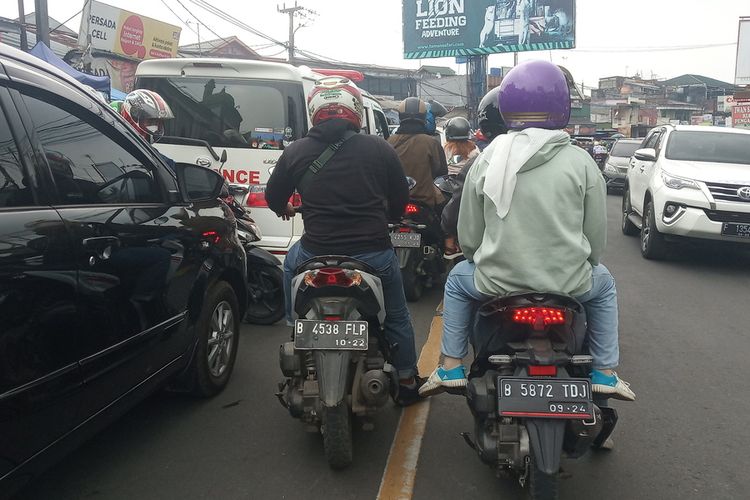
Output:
[135, 58, 391, 256]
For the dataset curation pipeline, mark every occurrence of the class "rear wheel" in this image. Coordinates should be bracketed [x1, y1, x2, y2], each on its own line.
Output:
[621, 187, 639, 236]
[321, 402, 353, 469]
[244, 265, 284, 325]
[402, 252, 424, 302]
[528, 454, 559, 500]
[641, 201, 668, 260]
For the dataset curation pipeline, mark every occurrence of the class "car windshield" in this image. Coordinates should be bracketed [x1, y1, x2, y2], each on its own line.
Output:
[610, 141, 641, 158]
[136, 77, 307, 150]
[665, 131, 750, 165]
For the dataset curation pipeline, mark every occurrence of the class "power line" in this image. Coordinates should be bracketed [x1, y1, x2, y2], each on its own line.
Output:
[160, 0, 199, 37]
[49, 2, 86, 36]
[188, 0, 287, 48]
[573, 42, 736, 53]
[174, 0, 232, 44]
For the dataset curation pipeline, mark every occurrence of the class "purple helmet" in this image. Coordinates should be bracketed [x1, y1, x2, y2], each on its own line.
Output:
[498, 60, 571, 130]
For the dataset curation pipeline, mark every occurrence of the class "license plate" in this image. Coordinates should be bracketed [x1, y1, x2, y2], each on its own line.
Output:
[497, 377, 594, 420]
[293, 320, 368, 350]
[721, 222, 750, 239]
[390, 231, 421, 248]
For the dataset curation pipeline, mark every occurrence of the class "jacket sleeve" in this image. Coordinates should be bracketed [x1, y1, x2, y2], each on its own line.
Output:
[382, 139, 409, 220]
[457, 159, 486, 262]
[265, 152, 295, 215]
[431, 139, 449, 178]
[583, 159, 607, 266]
[440, 155, 476, 237]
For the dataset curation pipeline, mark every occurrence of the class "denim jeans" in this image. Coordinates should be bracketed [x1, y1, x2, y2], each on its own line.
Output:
[284, 241, 418, 378]
[441, 260, 620, 370]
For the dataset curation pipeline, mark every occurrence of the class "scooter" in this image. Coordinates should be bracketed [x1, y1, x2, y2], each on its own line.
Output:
[462, 292, 617, 499]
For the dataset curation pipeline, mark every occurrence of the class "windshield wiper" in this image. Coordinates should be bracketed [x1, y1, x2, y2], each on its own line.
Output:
[159, 136, 220, 161]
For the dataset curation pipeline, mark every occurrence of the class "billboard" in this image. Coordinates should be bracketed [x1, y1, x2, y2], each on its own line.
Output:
[736, 17, 750, 85]
[403, 0, 575, 59]
[79, 0, 181, 60]
[732, 103, 750, 129]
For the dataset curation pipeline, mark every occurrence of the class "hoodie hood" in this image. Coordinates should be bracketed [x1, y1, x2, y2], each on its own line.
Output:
[308, 118, 359, 144]
[482, 128, 570, 219]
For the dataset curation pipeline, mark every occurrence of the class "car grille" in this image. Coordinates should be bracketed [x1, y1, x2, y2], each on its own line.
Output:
[704, 181, 750, 203]
[703, 209, 750, 224]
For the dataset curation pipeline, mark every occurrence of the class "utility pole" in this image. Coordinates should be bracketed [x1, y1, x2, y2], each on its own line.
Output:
[278, 2, 303, 64]
[17, 0, 28, 51]
[34, 0, 50, 47]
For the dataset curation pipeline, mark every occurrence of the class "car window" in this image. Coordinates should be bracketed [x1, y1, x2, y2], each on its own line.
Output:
[0, 107, 34, 208]
[374, 109, 390, 138]
[609, 141, 640, 158]
[644, 131, 661, 149]
[20, 94, 162, 205]
[665, 131, 750, 165]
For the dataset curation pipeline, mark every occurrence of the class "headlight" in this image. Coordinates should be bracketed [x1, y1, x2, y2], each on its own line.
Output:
[661, 171, 699, 190]
[603, 164, 618, 174]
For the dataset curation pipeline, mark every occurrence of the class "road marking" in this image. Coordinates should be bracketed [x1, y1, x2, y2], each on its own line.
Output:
[377, 305, 443, 500]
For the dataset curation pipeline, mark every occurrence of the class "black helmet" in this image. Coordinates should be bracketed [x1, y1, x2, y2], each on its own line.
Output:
[398, 97, 427, 124]
[445, 117, 471, 141]
[477, 86, 507, 139]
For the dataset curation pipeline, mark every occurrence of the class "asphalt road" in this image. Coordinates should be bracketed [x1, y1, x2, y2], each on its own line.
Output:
[17, 194, 750, 500]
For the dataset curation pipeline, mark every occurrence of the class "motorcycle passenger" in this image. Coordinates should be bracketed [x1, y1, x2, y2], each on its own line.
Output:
[419, 60, 636, 401]
[265, 77, 426, 406]
[120, 89, 176, 172]
[442, 87, 508, 258]
[387, 97, 448, 209]
[443, 116, 480, 176]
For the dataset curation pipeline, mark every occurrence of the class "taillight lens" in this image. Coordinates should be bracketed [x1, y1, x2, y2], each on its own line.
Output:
[246, 185, 268, 207]
[290, 192, 302, 208]
[528, 365, 557, 377]
[303, 267, 362, 288]
[511, 307, 566, 330]
[404, 203, 419, 215]
[201, 230, 221, 244]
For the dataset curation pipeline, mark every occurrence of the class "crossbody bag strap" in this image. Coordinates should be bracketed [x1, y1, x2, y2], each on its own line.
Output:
[295, 130, 356, 194]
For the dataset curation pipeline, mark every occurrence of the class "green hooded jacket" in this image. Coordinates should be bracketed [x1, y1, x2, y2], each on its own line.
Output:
[458, 134, 607, 297]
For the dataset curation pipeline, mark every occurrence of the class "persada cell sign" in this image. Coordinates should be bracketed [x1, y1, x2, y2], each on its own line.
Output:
[403, 0, 576, 59]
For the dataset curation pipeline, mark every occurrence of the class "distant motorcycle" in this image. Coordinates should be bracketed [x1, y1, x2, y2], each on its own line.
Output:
[462, 292, 618, 499]
[277, 255, 397, 468]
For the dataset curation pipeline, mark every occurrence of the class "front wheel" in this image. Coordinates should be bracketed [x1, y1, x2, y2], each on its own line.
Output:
[321, 402, 353, 469]
[528, 454, 559, 500]
[402, 252, 423, 302]
[244, 265, 285, 325]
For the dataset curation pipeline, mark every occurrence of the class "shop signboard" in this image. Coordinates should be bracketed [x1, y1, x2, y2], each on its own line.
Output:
[735, 17, 750, 86]
[79, 0, 181, 60]
[731, 103, 750, 129]
[402, 0, 576, 59]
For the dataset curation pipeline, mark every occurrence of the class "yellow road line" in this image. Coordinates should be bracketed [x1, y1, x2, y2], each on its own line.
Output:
[376, 305, 443, 500]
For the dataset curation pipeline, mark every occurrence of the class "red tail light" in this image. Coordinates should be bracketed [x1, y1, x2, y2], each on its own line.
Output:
[324, 315, 342, 321]
[290, 192, 302, 208]
[404, 203, 419, 215]
[246, 185, 268, 207]
[201, 231, 221, 244]
[511, 307, 566, 330]
[528, 365, 557, 377]
[303, 267, 362, 288]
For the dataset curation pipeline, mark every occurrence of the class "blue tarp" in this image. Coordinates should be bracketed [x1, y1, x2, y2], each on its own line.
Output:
[29, 42, 111, 96]
[110, 88, 127, 101]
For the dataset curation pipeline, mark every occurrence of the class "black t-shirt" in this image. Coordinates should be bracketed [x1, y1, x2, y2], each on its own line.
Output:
[265, 119, 409, 255]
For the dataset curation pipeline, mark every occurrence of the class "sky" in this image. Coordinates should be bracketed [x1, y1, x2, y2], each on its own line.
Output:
[4, 0, 749, 93]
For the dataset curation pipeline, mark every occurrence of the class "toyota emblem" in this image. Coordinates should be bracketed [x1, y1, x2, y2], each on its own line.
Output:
[195, 157, 212, 168]
[738, 186, 750, 201]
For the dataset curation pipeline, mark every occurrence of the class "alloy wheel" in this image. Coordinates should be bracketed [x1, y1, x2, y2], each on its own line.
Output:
[207, 300, 235, 378]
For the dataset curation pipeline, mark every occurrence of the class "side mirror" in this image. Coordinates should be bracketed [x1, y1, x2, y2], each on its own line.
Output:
[633, 148, 657, 162]
[173, 163, 225, 202]
[406, 176, 417, 191]
[228, 184, 249, 196]
[220, 149, 228, 164]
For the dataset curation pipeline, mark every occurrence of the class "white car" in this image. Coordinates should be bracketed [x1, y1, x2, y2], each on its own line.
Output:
[622, 124, 750, 259]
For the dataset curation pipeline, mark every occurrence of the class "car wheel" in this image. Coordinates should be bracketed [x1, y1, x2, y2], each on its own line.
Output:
[621, 188, 639, 236]
[190, 281, 240, 397]
[640, 201, 668, 260]
[244, 265, 285, 325]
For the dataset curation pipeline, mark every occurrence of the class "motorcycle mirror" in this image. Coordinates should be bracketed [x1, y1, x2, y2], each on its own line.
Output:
[450, 154, 463, 165]
[228, 184, 249, 196]
[406, 176, 417, 191]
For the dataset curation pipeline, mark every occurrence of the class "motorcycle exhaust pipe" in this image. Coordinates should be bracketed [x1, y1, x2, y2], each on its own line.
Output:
[360, 369, 390, 407]
[279, 342, 301, 377]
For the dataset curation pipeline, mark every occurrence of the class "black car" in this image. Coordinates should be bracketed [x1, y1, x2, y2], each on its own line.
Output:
[0, 45, 247, 496]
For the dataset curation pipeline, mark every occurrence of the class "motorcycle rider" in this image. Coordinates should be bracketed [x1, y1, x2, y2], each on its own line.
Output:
[387, 97, 448, 209]
[443, 116, 480, 176]
[265, 77, 426, 406]
[419, 60, 636, 401]
[120, 89, 176, 172]
[442, 87, 508, 257]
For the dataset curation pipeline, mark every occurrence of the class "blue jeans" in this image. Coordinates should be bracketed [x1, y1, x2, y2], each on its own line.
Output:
[441, 260, 620, 370]
[284, 241, 418, 379]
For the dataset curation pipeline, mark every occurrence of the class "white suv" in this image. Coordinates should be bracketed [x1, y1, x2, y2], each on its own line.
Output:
[621, 124, 750, 259]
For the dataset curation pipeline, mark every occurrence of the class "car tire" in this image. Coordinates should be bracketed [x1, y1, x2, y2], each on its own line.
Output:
[640, 201, 668, 260]
[189, 281, 240, 397]
[621, 188, 639, 236]
[244, 265, 285, 325]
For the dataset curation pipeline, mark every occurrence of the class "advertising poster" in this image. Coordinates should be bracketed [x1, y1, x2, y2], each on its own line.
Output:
[79, 0, 181, 60]
[735, 17, 750, 86]
[731, 103, 750, 129]
[403, 0, 576, 59]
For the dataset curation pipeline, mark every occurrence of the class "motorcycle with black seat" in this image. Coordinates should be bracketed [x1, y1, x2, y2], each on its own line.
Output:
[276, 256, 398, 469]
[463, 292, 618, 499]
